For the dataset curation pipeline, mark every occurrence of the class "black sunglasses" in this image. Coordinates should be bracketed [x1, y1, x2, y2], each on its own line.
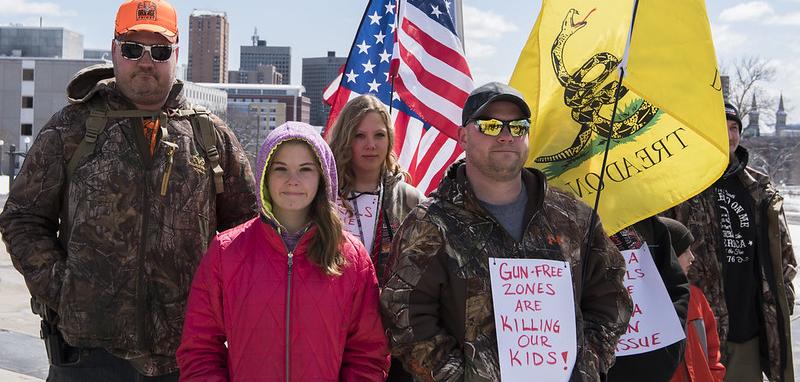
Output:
[115, 40, 176, 62]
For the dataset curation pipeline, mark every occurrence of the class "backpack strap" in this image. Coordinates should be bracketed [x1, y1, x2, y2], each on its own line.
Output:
[66, 100, 224, 194]
[66, 98, 164, 181]
[186, 107, 224, 194]
[66, 97, 108, 181]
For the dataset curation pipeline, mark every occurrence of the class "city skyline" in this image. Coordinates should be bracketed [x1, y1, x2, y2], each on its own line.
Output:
[1, 0, 799, 126]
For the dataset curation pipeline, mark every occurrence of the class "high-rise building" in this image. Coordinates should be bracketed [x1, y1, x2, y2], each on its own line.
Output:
[187, 10, 229, 83]
[0, 26, 83, 59]
[240, 30, 291, 84]
[302, 51, 346, 126]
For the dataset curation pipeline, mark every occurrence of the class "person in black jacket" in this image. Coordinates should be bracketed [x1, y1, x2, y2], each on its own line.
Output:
[607, 216, 691, 382]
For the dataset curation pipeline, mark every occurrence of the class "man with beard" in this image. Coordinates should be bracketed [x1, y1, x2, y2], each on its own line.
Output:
[664, 104, 795, 382]
[0, 0, 257, 380]
[380, 82, 632, 381]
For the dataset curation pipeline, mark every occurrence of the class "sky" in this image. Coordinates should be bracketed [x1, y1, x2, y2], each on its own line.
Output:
[2, 0, 799, 125]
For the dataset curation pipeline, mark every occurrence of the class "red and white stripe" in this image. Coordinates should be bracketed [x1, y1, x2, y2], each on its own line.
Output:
[394, 0, 473, 140]
[391, 108, 463, 194]
[322, 66, 348, 133]
[322, 67, 343, 105]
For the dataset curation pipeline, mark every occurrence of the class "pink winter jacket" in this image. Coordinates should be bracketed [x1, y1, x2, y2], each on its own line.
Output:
[177, 217, 390, 381]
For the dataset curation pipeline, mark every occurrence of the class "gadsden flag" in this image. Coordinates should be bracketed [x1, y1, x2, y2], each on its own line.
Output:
[510, 0, 728, 234]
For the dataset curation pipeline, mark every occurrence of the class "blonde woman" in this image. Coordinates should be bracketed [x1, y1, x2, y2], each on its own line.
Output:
[328, 94, 424, 382]
[328, 95, 425, 282]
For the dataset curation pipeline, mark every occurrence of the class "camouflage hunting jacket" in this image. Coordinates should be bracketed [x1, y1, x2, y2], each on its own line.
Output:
[376, 171, 425, 282]
[0, 64, 257, 376]
[380, 160, 633, 381]
[664, 146, 796, 382]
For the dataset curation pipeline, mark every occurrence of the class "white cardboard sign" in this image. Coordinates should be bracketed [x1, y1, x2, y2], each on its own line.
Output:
[338, 195, 379, 250]
[489, 258, 577, 382]
[615, 244, 685, 356]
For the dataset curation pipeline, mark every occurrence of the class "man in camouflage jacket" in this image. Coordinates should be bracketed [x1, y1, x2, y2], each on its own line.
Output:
[665, 104, 795, 382]
[0, 1, 256, 379]
[380, 82, 632, 381]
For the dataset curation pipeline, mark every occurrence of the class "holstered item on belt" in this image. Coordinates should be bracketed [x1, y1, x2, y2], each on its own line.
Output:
[31, 298, 81, 366]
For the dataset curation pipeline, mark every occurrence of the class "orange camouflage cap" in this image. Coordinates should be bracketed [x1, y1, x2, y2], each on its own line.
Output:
[115, 0, 178, 42]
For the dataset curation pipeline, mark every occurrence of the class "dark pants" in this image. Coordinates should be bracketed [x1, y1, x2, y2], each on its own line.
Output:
[387, 357, 414, 382]
[47, 348, 178, 382]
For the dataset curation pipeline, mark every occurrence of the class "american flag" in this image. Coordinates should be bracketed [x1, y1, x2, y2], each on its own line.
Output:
[324, 0, 474, 195]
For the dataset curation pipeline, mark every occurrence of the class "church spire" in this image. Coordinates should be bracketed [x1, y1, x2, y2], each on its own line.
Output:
[747, 93, 760, 137]
[776, 93, 787, 134]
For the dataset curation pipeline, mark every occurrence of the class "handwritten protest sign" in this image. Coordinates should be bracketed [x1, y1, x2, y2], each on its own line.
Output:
[615, 245, 685, 356]
[489, 258, 576, 382]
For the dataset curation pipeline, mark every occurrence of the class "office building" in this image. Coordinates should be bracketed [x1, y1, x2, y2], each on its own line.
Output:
[187, 10, 229, 83]
[302, 51, 346, 126]
[228, 64, 283, 85]
[197, 83, 310, 124]
[0, 26, 83, 59]
[0, 57, 104, 174]
[181, 82, 228, 117]
[240, 30, 290, 84]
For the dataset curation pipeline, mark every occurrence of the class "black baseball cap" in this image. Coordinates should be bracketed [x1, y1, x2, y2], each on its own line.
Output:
[725, 102, 742, 132]
[462, 82, 531, 126]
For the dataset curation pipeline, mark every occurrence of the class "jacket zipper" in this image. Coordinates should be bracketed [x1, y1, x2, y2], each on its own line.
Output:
[276, 225, 310, 381]
[135, 158, 152, 348]
[135, 117, 168, 349]
[160, 141, 178, 196]
[285, 251, 293, 382]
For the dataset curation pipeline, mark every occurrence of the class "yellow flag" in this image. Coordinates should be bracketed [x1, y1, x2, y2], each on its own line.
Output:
[510, 0, 727, 234]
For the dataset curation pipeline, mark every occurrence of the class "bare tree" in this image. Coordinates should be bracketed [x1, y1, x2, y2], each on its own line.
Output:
[226, 109, 262, 170]
[723, 56, 777, 134]
[745, 136, 800, 186]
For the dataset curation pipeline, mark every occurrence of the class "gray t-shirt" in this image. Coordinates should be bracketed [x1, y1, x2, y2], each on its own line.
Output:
[479, 182, 528, 242]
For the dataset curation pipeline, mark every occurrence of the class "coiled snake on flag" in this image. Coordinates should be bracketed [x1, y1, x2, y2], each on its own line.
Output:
[535, 8, 659, 164]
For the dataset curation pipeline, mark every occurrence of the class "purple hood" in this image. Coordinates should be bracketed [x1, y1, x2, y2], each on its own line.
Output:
[255, 122, 338, 223]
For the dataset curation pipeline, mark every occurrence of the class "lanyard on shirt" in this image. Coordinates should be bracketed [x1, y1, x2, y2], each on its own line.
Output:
[348, 182, 384, 251]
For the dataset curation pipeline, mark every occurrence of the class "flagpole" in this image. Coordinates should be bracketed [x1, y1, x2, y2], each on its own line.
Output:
[455, 0, 465, 50]
[581, 0, 640, 285]
[388, 0, 402, 116]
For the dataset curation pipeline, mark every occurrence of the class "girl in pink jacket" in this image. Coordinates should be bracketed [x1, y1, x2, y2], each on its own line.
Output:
[177, 122, 390, 381]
